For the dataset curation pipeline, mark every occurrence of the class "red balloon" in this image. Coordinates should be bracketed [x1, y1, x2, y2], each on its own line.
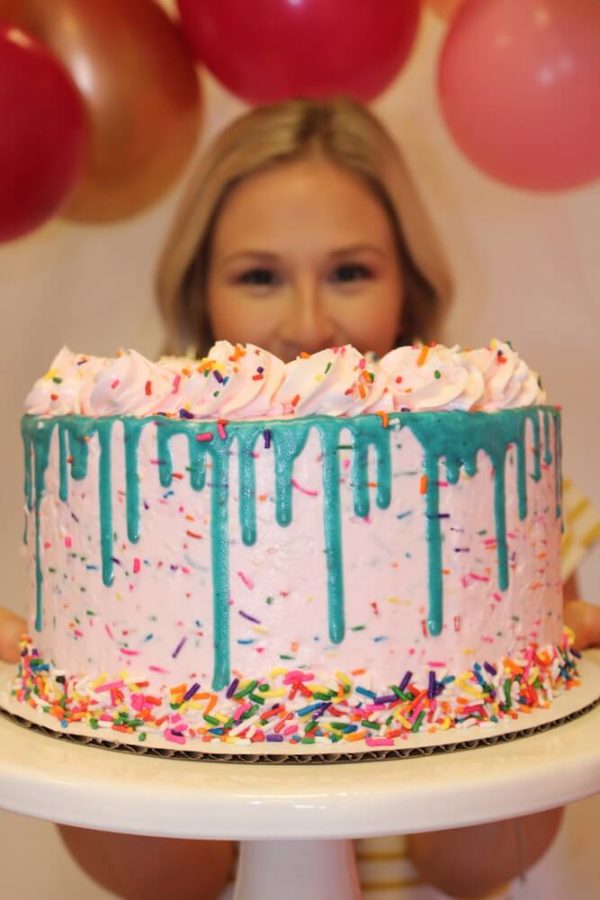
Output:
[0, 23, 86, 241]
[177, 0, 421, 103]
[438, 0, 600, 191]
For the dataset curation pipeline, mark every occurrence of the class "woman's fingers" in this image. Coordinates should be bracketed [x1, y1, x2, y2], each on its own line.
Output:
[564, 600, 600, 651]
[0, 609, 26, 663]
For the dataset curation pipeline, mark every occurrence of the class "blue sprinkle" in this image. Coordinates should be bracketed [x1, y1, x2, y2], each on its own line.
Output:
[356, 686, 377, 699]
[297, 701, 324, 716]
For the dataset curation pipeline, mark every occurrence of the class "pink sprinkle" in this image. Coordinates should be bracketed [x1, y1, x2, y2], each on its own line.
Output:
[427, 660, 447, 668]
[195, 432, 213, 443]
[172, 374, 181, 394]
[133, 558, 141, 574]
[111, 379, 120, 389]
[454, 615, 461, 632]
[149, 665, 169, 674]
[469, 572, 490, 583]
[237, 571, 255, 590]
[217, 420, 228, 440]
[64, 536, 72, 549]
[43, 541, 52, 550]
[95, 680, 125, 693]
[492, 592, 502, 602]
[283, 671, 315, 684]
[283, 725, 298, 736]
[73, 629, 83, 638]
[291, 478, 318, 497]
[483, 538, 497, 547]
[481, 636, 494, 643]
[164, 729, 186, 745]
[120, 648, 140, 656]
[131, 694, 146, 711]
[366, 737, 394, 747]
[234, 702, 251, 722]
[105, 624, 114, 640]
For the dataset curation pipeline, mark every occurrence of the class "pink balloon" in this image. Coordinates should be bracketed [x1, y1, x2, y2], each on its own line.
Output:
[438, 0, 600, 191]
[177, 0, 421, 104]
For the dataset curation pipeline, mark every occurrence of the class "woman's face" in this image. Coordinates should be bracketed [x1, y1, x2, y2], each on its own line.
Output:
[206, 158, 404, 361]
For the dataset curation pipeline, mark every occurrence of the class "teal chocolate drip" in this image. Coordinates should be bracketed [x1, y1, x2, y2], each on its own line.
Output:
[317, 423, 345, 644]
[271, 423, 310, 526]
[58, 421, 69, 503]
[543, 409, 553, 466]
[123, 419, 144, 544]
[237, 426, 262, 546]
[21, 406, 560, 688]
[96, 420, 115, 587]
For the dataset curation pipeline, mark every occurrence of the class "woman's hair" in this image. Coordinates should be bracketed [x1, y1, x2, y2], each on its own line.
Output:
[157, 97, 451, 356]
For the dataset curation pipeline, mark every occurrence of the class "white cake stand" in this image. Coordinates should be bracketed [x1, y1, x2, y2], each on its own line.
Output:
[1, 659, 600, 900]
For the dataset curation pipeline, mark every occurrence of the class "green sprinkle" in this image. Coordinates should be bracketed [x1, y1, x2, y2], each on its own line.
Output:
[234, 680, 258, 700]
[204, 714, 220, 726]
[434, 370, 441, 379]
[361, 719, 381, 731]
[411, 710, 426, 732]
[503, 679, 512, 708]
[138, 732, 147, 742]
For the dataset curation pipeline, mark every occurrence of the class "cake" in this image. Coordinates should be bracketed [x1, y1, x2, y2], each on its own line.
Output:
[12, 340, 578, 752]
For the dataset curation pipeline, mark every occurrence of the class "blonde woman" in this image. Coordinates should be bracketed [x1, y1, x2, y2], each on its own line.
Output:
[4, 98, 599, 900]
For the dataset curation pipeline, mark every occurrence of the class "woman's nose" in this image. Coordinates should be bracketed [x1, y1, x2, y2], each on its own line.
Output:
[278, 283, 335, 356]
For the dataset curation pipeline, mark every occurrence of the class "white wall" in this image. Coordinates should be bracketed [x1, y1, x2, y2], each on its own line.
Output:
[0, 10, 598, 898]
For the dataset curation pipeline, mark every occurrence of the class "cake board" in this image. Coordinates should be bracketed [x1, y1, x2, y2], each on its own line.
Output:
[1, 653, 600, 900]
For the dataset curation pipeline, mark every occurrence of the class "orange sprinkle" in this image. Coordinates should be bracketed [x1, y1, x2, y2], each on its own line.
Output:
[416, 345, 430, 367]
[351, 668, 366, 676]
[375, 410, 389, 429]
[145, 380, 152, 396]
[299, 351, 311, 359]
[420, 475, 428, 495]
[291, 394, 301, 408]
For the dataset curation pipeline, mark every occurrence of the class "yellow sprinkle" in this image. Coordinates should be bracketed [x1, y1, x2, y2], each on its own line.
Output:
[440, 717, 452, 730]
[335, 670, 352, 685]
[527, 667, 540, 685]
[386, 596, 400, 605]
[252, 626, 270, 636]
[270, 667, 288, 678]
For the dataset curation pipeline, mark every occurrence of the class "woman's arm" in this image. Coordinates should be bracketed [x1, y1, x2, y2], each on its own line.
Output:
[59, 827, 235, 900]
[408, 808, 564, 898]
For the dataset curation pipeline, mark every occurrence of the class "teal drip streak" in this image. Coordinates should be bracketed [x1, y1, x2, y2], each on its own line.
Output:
[31, 419, 55, 631]
[318, 423, 345, 645]
[21, 420, 33, 513]
[492, 448, 509, 591]
[156, 423, 174, 488]
[96, 420, 115, 588]
[529, 410, 541, 482]
[66, 419, 91, 480]
[423, 452, 443, 636]
[237, 427, 261, 546]
[58, 422, 68, 503]
[124, 419, 144, 544]
[207, 438, 232, 691]
[543, 409, 553, 465]
[515, 416, 528, 521]
[272, 423, 310, 526]
[351, 435, 370, 518]
[187, 433, 207, 491]
[553, 411, 562, 519]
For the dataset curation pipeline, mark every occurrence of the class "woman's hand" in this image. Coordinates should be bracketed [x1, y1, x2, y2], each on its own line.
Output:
[563, 574, 600, 651]
[0, 608, 25, 663]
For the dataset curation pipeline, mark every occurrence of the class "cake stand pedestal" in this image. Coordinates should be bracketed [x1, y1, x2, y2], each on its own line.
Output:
[1, 693, 600, 900]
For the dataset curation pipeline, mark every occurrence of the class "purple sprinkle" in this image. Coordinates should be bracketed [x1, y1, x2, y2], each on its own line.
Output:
[435, 681, 446, 697]
[454, 547, 471, 553]
[263, 429, 272, 449]
[183, 682, 200, 702]
[426, 512, 450, 519]
[172, 636, 187, 659]
[226, 677, 239, 699]
[312, 702, 331, 718]
[213, 370, 224, 384]
[266, 733, 284, 742]
[400, 407, 411, 413]
[428, 670, 436, 699]
[239, 610, 261, 624]
[399, 670, 412, 691]
[179, 408, 194, 420]
[484, 661, 497, 676]
[111, 556, 121, 566]
[256, 366, 265, 374]
[375, 694, 397, 705]
[70, 512, 80, 523]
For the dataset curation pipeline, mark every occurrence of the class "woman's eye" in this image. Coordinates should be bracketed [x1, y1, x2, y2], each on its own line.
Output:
[331, 263, 373, 284]
[237, 268, 279, 287]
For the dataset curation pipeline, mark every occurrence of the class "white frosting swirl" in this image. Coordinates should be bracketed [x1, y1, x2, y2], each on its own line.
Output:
[26, 341, 548, 419]
[464, 340, 546, 411]
[25, 347, 106, 415]
[273, 346, 385, 417]
[83, 350, 174, 417]
[379, 344, 485, 412]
